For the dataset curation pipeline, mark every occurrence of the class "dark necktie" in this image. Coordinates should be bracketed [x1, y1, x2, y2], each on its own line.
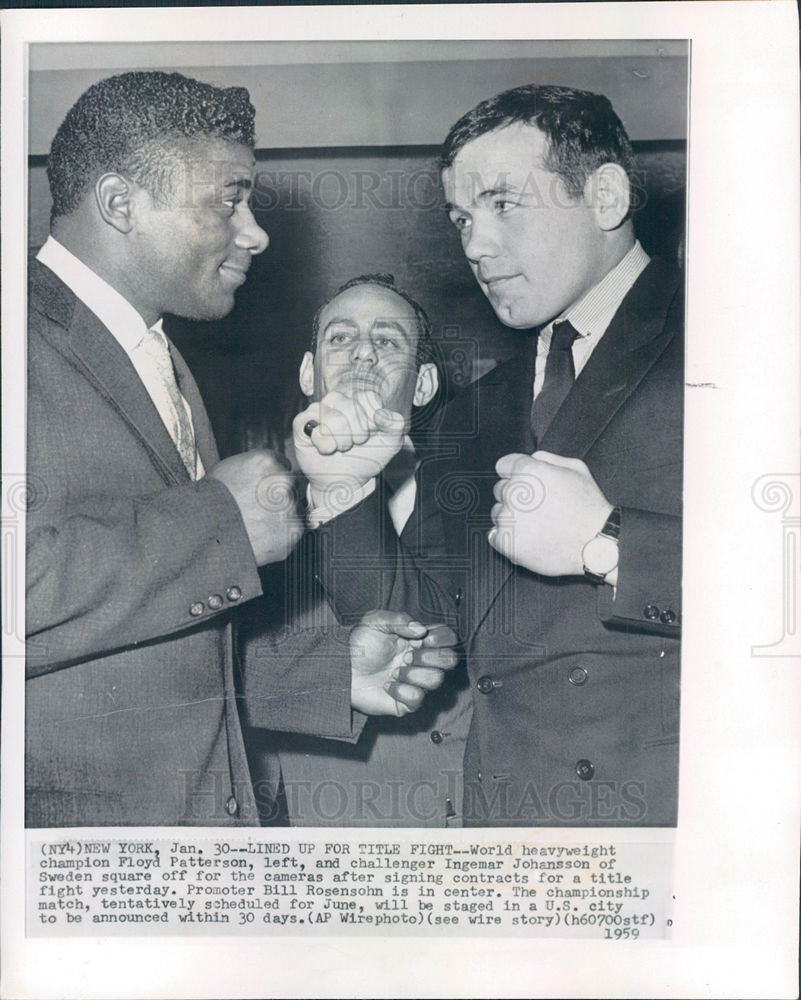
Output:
[530, 319, 579, 446]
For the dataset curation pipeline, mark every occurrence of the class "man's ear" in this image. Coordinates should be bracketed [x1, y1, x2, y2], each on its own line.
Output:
[587, 162, 631, 232]
[413, 362, 439, 407]
[299, 351, 315, 396]
[95, 173, 136, 234]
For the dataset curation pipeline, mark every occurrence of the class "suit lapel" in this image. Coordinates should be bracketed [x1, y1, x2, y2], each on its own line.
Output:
[539, 259, 681, 459]
[476, 333, 539, 466]
[432, 336, 538, 626]
[30, 259, 192, 484]
[467, 258, 681, 623]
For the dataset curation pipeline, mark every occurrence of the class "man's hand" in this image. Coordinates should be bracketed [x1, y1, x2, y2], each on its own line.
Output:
[293, 390, 405, 507]
[208, 450, 304, 566]
[488, 451, 613, 576]
[349, 611, 459, 717]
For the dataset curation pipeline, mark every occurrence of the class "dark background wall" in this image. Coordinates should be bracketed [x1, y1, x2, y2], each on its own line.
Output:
[28, 41, 687, 457]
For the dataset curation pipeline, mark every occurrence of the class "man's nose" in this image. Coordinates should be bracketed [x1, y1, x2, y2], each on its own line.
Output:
[234, 204, 269, 255]
[463, 218, 498, 265]
[351, 337, 377, 363]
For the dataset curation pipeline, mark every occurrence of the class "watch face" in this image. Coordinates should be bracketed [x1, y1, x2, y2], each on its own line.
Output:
[582, 535, 619, 576]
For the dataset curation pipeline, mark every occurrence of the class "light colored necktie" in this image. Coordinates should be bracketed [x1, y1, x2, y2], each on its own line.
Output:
[138, 326, 198, 478]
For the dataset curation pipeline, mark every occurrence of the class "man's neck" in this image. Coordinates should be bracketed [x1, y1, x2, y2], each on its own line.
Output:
[50, 222, 160, 328]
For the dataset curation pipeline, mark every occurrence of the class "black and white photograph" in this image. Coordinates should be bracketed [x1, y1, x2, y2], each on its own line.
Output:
[23, 38, 685, 831]
[2, 5, 799, 1000]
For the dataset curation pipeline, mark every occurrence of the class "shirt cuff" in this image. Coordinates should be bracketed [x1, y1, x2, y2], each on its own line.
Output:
[307, 477, 377, 528]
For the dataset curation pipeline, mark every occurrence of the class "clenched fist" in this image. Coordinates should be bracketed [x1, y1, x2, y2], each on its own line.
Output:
[488, 451, 613, 577]
[208, 449, 304, 566]
[293, 389, 405, 508]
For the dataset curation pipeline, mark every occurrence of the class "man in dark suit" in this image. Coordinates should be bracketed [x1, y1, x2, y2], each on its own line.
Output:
[310, 84, 682, 827]
[243, 275, 472, 827]
[26, 71, 456, 827]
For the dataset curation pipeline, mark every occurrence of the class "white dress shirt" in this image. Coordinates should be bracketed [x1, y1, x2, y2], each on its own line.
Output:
[306, 438, 416, 531]
[533, 240, 650, 399]
[37, 236, 204, 478]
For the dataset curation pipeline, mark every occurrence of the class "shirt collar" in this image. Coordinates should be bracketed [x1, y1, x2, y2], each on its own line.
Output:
[36, 236, 162, 351]
[542, 240, 650, 345]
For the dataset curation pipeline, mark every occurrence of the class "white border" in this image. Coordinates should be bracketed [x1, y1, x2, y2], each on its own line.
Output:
[3, 4, 800, 998]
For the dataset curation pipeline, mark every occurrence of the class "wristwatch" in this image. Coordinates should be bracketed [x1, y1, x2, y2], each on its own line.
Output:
[582, 506, 621, 585]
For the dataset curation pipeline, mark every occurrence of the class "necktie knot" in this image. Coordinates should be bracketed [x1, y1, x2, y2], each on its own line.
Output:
[551, 319, 580, 352]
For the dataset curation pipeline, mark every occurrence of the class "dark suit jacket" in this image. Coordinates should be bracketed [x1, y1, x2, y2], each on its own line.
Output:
[316, 258, 683, 827]
[25, 258, 356, 827]
[240, 487, 473, 828]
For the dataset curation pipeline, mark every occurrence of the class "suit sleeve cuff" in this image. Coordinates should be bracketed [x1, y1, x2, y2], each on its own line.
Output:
[242, 627, 367, 742]
[597, 506, 682, 636]
[307, 478, 377, 528]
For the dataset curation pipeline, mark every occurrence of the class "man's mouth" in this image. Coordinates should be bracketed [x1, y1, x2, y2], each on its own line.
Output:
[219, 262, 249, 286]
[342, 372, 382, 395]
[482, 273, 520, 289]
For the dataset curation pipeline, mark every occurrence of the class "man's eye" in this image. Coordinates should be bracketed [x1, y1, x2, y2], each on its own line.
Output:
[374, 337, 397, 349]
[328, 333, 349, 345]
[450, 214, 470, 231]
[493, 198, 516, 214]
[222, 198, 239, 214]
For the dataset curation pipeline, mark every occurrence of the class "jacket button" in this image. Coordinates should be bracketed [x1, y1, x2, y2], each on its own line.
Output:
[189, 602, 204, 617]
[476, 676, 495, 695]
[568, 666, 588, 686]
[208, 594, 223, 610]
[225, 795, 239, 817]
[644, 604, 660, 621]
[575, 759, 594, 781]
[430, 730, 443, 744]
[454, 586, 463, 607]
[226, 586, 242, 602]
[660, 608, 677, 625]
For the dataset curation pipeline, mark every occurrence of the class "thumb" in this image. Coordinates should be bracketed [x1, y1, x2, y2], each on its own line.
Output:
[360, 610, 426, 638]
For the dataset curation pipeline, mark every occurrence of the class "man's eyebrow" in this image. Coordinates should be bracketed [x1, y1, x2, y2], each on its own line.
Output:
[371, 319, 410, 340]
[322, 318, 359, 332]
[445, 184, 520, 214]
[223, 177, 253, 190]
[477, 184, 518, 201]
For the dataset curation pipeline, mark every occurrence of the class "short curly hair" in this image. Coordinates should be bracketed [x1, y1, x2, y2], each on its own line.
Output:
[47, 70, 256, 223]
[440, 84, 634, 200]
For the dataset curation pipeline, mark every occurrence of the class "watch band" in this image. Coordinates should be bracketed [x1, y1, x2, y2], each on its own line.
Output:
[582, 506, 621, 584]
[600, 505, 621, 540]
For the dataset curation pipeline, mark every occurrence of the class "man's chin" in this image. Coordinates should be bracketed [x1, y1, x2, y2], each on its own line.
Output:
[176, 292, 236, 323]
[490, 299, 539, 331]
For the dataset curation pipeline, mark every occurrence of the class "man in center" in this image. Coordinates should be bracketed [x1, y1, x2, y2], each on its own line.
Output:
[242, 274, 472, 827]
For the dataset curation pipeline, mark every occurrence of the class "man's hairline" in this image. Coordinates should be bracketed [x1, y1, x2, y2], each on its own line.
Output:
[51, 134, 258, 222]
[440, 119, 628, 203]
[441, 119, 549, 172]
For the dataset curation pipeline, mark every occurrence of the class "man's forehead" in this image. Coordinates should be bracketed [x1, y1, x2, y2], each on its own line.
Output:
[320, 284, 417, 328]
[180, 138, 255, 179]
[442, 122, 548, 199]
